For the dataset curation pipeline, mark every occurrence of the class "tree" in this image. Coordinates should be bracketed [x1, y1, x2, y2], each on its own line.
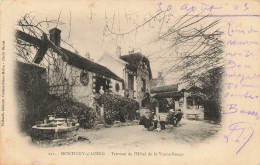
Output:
[103, 12, 224, 121]
[158, 14, 224, 121]
[15, 12, 79, 97]
[103, 11, 224, 86]
[159, 14, 224, 85]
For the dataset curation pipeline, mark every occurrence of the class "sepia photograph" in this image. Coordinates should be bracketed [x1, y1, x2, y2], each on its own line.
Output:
[1, 0, 260, 164]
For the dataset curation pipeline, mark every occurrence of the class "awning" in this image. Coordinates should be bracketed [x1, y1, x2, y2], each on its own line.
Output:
[151, 84, 178, 94]
[152, 91, 183, 98]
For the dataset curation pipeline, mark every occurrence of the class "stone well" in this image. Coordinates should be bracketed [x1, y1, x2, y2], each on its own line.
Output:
[31, 124, 79, 146]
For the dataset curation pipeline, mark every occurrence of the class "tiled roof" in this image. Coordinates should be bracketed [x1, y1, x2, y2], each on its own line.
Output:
[15, 30, 123, 82]
[60, 48, 123, 82]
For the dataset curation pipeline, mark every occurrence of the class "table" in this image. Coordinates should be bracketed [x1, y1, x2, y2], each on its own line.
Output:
[186, 113, 199, 120]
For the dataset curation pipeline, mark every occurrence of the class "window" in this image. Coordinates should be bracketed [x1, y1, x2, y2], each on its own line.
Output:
[142, 78, 146, 92]
[128, 74, 134, 90]
[95, 77, 110, 93]
[115, 83, 120, 92]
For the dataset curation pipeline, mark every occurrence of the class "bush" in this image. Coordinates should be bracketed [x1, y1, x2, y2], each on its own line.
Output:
[46, 97, 97, 129]
[99, 94, 139, 124]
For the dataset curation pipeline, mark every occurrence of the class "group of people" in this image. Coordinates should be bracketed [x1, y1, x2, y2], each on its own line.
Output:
[166, 109, 183, 126]
[140, 109, 184, 131]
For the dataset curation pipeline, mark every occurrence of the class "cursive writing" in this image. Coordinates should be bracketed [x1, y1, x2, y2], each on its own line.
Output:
[224, 122, 254, 154]
[223, 104, 259, 120]
[222, 72, 260, 84]
[225, 50, 255, 58]
[224, 91, 259, 100]
[227, 23, 258, 37]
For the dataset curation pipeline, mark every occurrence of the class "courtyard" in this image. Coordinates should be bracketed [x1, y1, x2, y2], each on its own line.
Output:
[73, 119, 221, 149]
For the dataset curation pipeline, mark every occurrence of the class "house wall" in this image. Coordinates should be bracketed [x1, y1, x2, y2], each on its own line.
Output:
[98, 54, 126, 79]
[68, 65, 94, 106]
[45, 54, 95, 106]
[98, 53, 153, 106]
[110, 79, 124, 96]
[127, 69, 151, 107]
[46, 53, 68, 96]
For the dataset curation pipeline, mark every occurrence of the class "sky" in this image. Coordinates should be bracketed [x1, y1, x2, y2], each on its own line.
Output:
[14, 1, 186, 82]
[14, 0, 227, 85]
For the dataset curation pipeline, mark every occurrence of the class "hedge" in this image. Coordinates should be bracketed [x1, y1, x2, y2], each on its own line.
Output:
[99, 94, 139, 124]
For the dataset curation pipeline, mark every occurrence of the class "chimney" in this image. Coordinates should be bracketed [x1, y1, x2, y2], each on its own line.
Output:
[128, 48, 135, 54]
[85, 52, 90, 59]
[157, 72, 165, 86]
[74, 50, 79, 54]
[116, 45, 121, 58]
[85, 51, 94, 61]
[49, 28, 61, 47]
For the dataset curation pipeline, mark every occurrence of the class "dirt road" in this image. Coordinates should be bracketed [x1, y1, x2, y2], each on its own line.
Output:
[75, 119, 221, 149]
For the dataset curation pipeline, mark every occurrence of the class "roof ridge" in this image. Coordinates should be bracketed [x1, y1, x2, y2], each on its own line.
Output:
[59, 47, 123, 82]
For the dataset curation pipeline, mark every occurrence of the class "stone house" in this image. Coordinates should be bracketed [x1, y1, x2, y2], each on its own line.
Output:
[98, 46, 153, 107]
[34, 28, 124, 107]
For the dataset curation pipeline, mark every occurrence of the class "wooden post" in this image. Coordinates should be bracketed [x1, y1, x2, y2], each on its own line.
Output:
[33, 34, 49, 64]
[193, 96, 196, 109]
[156, 106, 159, 116]
[183, 92, 187, 116]
[16, 30, 69, 63]
[174, 100, 179, 110]
[100, 106, 104, 118]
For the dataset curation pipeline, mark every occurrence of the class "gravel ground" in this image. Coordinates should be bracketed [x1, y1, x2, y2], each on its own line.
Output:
[74, 119, 221, 149]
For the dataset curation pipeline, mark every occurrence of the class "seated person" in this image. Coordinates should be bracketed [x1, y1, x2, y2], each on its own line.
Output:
[140, 112, 155, 128]
[174, 109, 183, 125]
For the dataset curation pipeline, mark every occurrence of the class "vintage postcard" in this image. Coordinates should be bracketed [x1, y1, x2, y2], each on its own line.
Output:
[0, 0, 260, 164]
